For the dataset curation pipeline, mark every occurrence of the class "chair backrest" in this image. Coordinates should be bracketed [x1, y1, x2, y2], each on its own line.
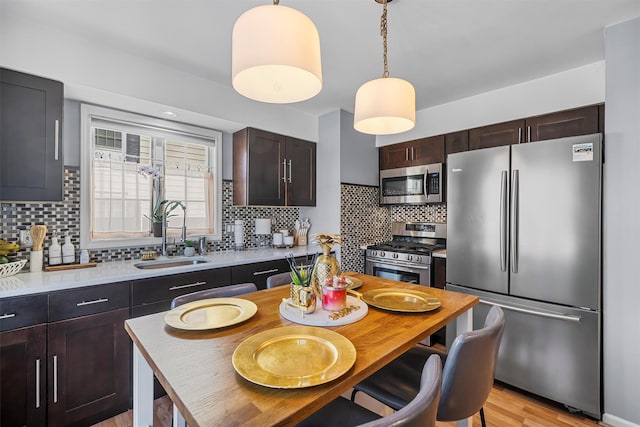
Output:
[170, 282, 257, 308]
[362, 354, 442, 427]
[436, 305, 505, 422]
[266, 272, 292, 289]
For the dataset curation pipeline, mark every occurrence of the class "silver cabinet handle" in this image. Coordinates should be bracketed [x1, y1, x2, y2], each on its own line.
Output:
[55, 119, 60, 160]
[510, 169, 519, 273]
[411, 146, 415, 160]
[288, 160, 292, 183]
[253, 268, 279, 276]
[527, 125, 531, 142]
[517, 127, 522, 143]
[282, 159, 287, 183]
[479, 299, 581, 323]
[53, 355, 58, 403]
[499, 171, 508, 272]
[405, 149, 409, 161]
[35, 358, 41, 409]
[0, 313, 16, 320]
[76, 298, 109, 307]
[169, 281, 206, 291]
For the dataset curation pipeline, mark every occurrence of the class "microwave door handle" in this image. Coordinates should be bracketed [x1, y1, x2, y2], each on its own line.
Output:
[424, 168, 430, 196]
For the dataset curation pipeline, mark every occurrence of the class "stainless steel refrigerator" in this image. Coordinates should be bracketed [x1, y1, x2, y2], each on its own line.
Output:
[446, 134, 602, 418]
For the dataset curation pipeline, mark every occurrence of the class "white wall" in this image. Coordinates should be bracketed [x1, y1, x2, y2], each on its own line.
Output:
[376, 61, 606, 146]
[0, 10, 318, 141]
[339, 110, 378, 186]
[300, 111, 342, 256]
[602, 17, 640, 427]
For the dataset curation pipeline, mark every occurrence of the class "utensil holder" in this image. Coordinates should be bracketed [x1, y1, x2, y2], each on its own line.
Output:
[30, 250, 43, 272]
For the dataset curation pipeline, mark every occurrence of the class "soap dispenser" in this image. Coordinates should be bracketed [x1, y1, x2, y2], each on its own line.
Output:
[62, 235, 75, 264]
[48, 232, 62, 266]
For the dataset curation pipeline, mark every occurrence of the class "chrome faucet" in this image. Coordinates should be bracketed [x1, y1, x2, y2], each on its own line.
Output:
[161, 200, 187, 257]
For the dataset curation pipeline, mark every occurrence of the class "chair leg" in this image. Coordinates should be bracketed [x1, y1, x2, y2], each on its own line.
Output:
[480, 407, 486, 427]
[350, 389, 359, 402]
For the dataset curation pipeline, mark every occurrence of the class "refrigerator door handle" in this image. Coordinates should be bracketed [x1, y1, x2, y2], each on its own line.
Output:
[500, 171, 508, 271]
[510, 169, 519, 273]
[479, 299, 582, 323]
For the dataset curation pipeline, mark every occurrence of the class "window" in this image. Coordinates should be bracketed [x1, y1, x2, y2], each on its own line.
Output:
[80, 105, 222, 249]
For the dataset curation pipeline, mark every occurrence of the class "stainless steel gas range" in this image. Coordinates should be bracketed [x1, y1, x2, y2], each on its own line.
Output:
[365, 222, 446, 286]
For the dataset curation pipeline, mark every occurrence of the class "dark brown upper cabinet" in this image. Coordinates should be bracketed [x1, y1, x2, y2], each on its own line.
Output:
[526, 105, 599, 142]
[469, 119, 526, 150]
[445, 130, 469, 155]
[379, 135, 445, 170]
[233, 127, 316, 206]
[0, 68, 64, 201]
[469, 105, 601, 150]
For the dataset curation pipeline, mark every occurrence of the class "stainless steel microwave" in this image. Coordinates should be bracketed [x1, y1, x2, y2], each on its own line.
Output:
[379, 164, 444, 205]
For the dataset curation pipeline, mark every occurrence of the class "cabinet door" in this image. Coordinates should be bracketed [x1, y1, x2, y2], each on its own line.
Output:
[47, 308, 130, 427]
[286, 137, 316, 206]
[469, 119, 525, 150]
[526, 105, 599, 142]
[0, 68, 63, 201]
[233, 128, 286, 206]
[445, 130, 469, 156]
[0, 324, 47, 427]
[379, 141, 412, 170]
[411, 135, 445, 165]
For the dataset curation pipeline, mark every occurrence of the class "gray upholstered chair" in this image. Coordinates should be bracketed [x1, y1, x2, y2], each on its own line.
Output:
[297, 354, 442, 427]
[170, 282, 257, 308]
[266, 272, 292, 289]
[351, 306, 505, 427]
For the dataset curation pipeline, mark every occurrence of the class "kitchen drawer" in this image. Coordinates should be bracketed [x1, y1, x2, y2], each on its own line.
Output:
[0, 294, 48, 331]
[131, 267, 231, 306]
[231, 258, 305, 290]
[49, 281, 130, 322]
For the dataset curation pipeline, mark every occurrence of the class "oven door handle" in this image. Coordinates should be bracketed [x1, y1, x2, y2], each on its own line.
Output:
[366, 259, 431, 271]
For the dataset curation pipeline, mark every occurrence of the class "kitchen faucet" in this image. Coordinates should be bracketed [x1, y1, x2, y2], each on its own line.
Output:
[161, 200, 187, 257]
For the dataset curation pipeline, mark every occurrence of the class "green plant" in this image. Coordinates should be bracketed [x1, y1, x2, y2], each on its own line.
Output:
[144, 199, 178, 223]
[286, 252, 317, 287]
[184, 240, 196, 247]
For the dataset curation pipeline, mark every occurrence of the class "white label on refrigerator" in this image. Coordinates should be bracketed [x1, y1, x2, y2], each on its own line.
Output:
[572, 143, 593, 162]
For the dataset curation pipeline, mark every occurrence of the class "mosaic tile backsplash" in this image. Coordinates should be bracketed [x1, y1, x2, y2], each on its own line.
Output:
[0, 167, 300, 264]
[339, 183, 447, 274]
[1, 169, 447, 272]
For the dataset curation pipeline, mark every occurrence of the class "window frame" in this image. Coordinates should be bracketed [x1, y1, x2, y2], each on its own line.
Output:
[80, 104, 223, 250]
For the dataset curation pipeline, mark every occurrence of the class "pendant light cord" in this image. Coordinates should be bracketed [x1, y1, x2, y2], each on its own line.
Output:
[381, 0, 389, 78]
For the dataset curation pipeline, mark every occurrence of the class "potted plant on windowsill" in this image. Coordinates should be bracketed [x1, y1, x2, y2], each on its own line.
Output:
[145, 199, 177, 237]
[183, 240, 196, 257]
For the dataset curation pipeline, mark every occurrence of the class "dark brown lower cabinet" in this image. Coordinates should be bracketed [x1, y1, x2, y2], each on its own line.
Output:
[47, 308, 130, 427]
[0, 324, 47, 427]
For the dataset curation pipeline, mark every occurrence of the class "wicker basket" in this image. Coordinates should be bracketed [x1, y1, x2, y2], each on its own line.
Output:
[0, 259, 28, 278]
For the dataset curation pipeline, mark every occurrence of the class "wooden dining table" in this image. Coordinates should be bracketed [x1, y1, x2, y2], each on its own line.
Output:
[125, 272, 479, 427]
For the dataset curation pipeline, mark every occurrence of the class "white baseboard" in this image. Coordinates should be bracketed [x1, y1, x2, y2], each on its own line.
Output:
[603, 413, 640, 427]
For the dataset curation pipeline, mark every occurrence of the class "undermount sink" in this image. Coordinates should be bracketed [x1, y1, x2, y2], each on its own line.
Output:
[134, 258, 211, 270]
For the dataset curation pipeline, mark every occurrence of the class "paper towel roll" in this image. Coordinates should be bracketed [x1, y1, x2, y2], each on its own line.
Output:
[255, 218, 272, 235]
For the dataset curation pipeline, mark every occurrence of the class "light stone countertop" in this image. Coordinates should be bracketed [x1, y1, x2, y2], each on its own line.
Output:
[0, 246, 315, 298]
[432, 249, 447, 258]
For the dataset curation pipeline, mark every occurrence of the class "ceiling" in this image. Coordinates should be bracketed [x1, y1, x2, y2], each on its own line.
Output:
[4, 0, 640, 118]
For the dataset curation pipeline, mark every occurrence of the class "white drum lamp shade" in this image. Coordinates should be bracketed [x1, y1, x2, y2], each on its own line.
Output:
[232, 4, 322, 104]
[354, 77, 416, 135]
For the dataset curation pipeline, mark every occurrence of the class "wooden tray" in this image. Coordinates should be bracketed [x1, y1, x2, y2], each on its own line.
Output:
[45, 262, 97, 271]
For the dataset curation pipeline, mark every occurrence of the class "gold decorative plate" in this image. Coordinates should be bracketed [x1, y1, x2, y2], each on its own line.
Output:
[164, 298, 258, 330]
[362, 288, 441, 313]
[232, 325, 356, 388]
[345, 276, 363, 290]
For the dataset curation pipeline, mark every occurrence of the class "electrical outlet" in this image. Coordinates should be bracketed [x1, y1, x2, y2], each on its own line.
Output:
[19, 230, 33, 248]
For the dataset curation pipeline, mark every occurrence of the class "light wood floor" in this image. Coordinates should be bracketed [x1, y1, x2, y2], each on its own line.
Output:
[94, 382, 606, 427]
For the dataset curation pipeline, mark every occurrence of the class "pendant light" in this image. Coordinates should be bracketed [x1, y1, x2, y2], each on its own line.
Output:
[232, 0, 322, 104]
[354, 0, 416, 135]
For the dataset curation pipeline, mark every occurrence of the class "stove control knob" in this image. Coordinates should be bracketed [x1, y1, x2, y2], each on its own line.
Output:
[407, 255, 413, 261]
[415, 256, 421, 262]
[393, 253, 399, 259]
[370, 250, 376, 257]
[380, 251, 385, 258]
